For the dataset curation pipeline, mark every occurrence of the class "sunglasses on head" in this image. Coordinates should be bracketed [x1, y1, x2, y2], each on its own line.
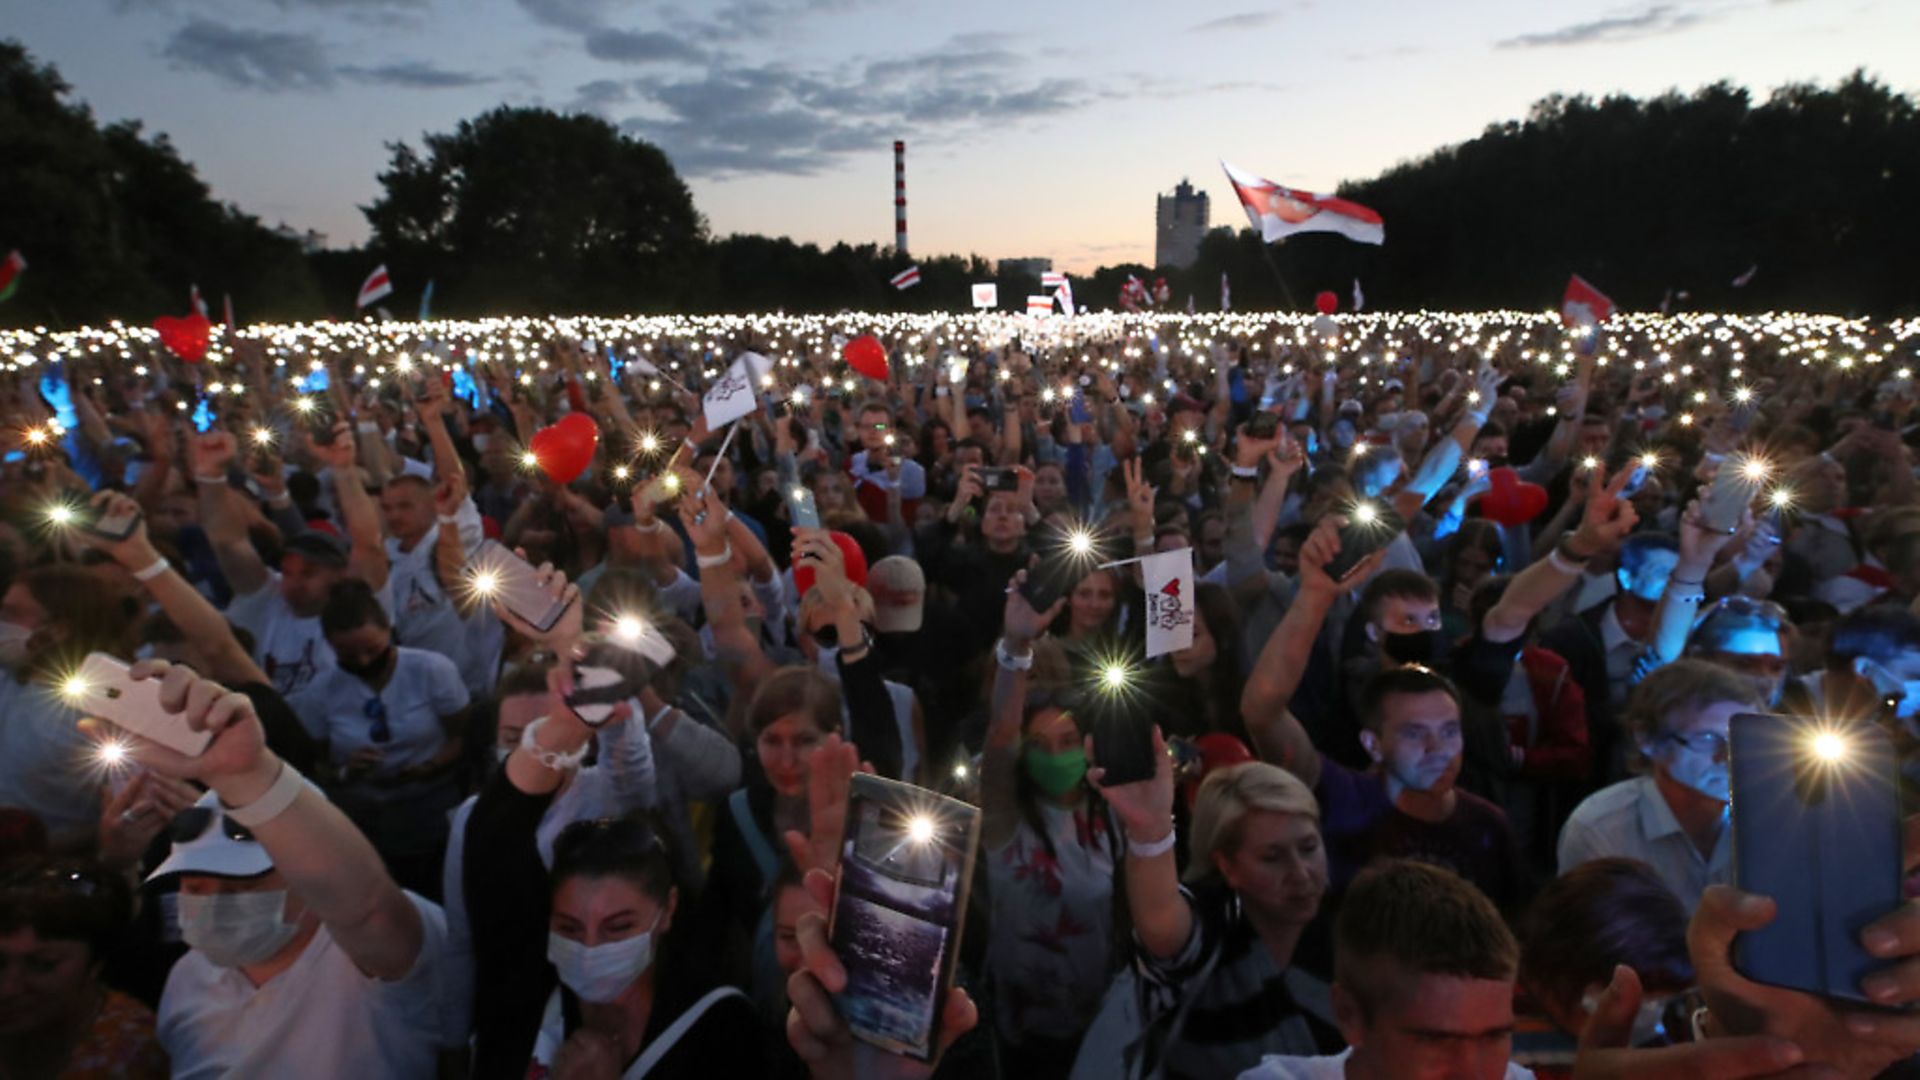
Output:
[168, 806, 257, 846]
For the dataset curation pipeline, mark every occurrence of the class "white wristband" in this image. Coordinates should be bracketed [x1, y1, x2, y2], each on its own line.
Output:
[1230, 464, 1260, 479]
[519, 716, 589, 773]
[994, 639, 1034, 671]
[222, 762, 309, 828]
[1547, 546, 1584, 575]
[194, 474, 226, 486]
[633, 518, 666, 534]
[131, 557, 170, 582]
[437, 515, 459, 525]
[696, 543, 733, 569]
[1127, 827, 1178, 859]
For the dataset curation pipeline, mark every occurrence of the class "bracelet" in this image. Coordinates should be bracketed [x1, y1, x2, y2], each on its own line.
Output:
[633, 518, 666, 534]
[994, 639, 1034, 671]
[1127, 827, 1178, 859]
[437, 514, 459, 525]
[194, 474, 226, 486]
[131, 557, 170, 582]
[1547, 546, 1584, 575]
[695, 543, 733, 569]
[266, 491, 293, 510]
[221, 762, 309, 828]
[1670, 575, 1706, 587]
[1230, 464, 1260, 479]
[519, 716, 589, 773]
[1556, 536, 1595, 564]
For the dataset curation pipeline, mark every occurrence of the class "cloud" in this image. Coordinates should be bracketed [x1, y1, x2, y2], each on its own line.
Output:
[161, 19, 336, 91]
[337, 61, 497, 88]
[584, 28, 707, 63]
[514, 0, 643, 31]
[1188, 6, 1306, 33]
[1495, 4, 1708, 48]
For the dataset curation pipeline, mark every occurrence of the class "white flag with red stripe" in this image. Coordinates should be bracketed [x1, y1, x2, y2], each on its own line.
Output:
[1040, 271, 1068, 291]
[356, 265, 394, 309]
[1026, 294, 1055, 317]
[1143, 548, 1195, 658]
[1055, 279, 1075, 317]
[1220, 160, 1384, 245]
[971, 283, 998, 309]
[889, 265, 921, 290]
[1561, 275, 1615, 329]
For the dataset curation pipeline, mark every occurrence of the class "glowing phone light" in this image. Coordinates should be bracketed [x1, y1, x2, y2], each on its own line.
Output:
[906, 815, 937, 845]
[1810, 731, 1847, 763]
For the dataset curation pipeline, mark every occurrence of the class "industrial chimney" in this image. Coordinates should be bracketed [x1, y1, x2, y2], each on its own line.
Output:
[893, 140, 908, 256]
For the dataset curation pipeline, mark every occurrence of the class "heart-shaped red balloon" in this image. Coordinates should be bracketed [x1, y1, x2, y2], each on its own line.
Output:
[843, 335, 889, 381]
[1480, 466, 1549, 527]
[153, 312, 213, 363]
[528, 413, 599, 485]
[1314, 290, 1339, 315]
[793, 530, 869, 596]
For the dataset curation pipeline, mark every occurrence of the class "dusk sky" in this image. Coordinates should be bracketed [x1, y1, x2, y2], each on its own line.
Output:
[9, 0, 1918, 273]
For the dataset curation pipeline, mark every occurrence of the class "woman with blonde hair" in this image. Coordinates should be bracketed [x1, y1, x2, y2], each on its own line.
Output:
[1084, 746, 1343, 1077]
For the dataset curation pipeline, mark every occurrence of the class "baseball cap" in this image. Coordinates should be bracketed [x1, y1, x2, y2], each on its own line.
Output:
[282, 529, 349, 568]
[867, 556, 926, 634]
[146, 791, 275, 882]
[792, 530, 870, 596]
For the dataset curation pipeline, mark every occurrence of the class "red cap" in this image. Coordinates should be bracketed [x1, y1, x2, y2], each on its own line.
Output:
[793, 531, 869, 595]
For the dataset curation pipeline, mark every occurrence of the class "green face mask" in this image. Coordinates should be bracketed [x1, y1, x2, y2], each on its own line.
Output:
[1022, 746, 1087, 798]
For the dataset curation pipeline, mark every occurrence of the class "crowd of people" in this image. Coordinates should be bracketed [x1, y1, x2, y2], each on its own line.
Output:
[3, 308, 1920, 1079]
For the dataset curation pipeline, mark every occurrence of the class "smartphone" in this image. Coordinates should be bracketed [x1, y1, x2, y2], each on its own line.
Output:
[828, 773, 981, 1066]
[1730, 712, 1904, 1005]
[465, 539, 574, 633]
[65, 653, 213, 757]
[1700, 462, 1753, 534]
[789, 484, 821, 529]
[1090, 700, 1159, 787]
[978, 467, 1020, 494]
[564, 638, 644, 727]
[1068, 392, 1092, 425]
[79, 500, 142, 543]
[1019, 523, 1109, 613]
[1325, 501, 1406, 581]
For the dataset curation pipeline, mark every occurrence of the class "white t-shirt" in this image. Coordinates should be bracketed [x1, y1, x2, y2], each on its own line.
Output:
[0, 672, 98, 845]
[1239, 1048, 1535, 1079]
[385, 496, 485, 687]
[157, 891, 448, 1080]
[228, 574, 395, 699]
[288, 647, 468, 779]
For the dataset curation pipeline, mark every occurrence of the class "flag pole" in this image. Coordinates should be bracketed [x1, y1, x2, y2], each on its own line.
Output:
[1261, 242, 1300, 312]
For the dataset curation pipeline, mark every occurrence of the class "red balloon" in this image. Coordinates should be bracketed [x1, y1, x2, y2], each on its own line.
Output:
[1314, 291, 1338, 315]
[153, 312, 213, 363]
[528, 412, 599, 485]
[842, 335, 889, 381]
[792, 530, 869, 596]
[1480, 466, 1549, 527]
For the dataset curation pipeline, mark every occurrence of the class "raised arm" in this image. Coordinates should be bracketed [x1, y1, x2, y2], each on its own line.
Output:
[189, 430, 271, 597]
[310, 422, 389, 592]
[1088, 725, 1188, 960]
[98, 661, 424, 980]
[1481, 464, 1640, 645]
[680, 480, 776, 696]
[982, 577, 1066, 853]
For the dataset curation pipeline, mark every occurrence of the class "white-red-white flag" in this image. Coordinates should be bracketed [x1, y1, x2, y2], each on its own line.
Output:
[356, 265, 394, 309]
[1561, 275, 1614, 329]
[1221, 160, 1384, 246]
[971, 283, 998, 309]
[1026, 294, 1055, 317]
[1731, 264, 1759, 288]
[1040, 271, 1068, 291]
[1056, 279, 1076, 317]
[889, 265, 921, 290]
[1143, 548, 1195, 658]
[189, 285, 209, 318]
[702, 351, 771, 430]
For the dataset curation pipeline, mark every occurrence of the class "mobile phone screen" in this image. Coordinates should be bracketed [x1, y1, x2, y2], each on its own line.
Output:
[466, 540, 572, 632]
[789, 485, 822, 529]
[829, 774, 981, 1065]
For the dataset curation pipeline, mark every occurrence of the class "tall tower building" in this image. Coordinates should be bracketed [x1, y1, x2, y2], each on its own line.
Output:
[1155, 179, 1209, 269]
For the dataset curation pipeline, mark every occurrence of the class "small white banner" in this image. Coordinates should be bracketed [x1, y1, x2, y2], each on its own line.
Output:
[1143, 547, 1195, 658]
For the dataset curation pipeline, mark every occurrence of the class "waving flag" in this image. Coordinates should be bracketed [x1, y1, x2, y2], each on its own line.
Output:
[1043, 273, 1075, 317]
[702, 351, 771, 429]
[0, 251, 26, 303]
[1352, 278, 1365, 311]
[1143, 548, 1196, 658]
[1026, 294, 1055, 317]
[1119, 275, 1149, 312]
[889, 265, 921, 290]
[356, 265, 394, 309]
[418, 279, 436, 320]
[1561, 275, 1615, 329]
[190, 284, 209, 318]
[1041, 271, 1068, 290]
[1731, 264, 1759, 288]
[1221, 272, 1230, 312]
[1220, 160, 1384, 246]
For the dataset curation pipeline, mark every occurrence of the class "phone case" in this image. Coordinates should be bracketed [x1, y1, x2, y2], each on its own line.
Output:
[81, 504, 142, 543]
[467, 540, 573, 633]
[828, 774, 981, 1065]
[70, 653, 213, 757]
[1018, 527, 1110, 613]
[1730, 712, 1904, 1005]
[1090, 710, 1158, 787]
[1700, 464, 1753, 534]
[789, 486, 821, 530]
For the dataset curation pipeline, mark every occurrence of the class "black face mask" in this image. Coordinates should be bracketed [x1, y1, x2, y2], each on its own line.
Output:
[337, 645, 394, 682]
[1483, 454, 1510, 470]
[1381, 629, 1446, 667]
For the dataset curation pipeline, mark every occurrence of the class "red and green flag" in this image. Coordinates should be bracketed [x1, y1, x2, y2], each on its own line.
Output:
[0, 251, 24, 303]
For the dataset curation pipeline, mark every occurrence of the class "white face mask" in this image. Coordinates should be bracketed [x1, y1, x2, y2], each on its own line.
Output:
[0, 620, 31, 669]
[548, 918, 659, 1003]
[178, 890, 302, 969]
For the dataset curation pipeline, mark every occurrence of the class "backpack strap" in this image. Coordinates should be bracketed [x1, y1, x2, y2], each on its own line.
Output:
[629, 987, 748, 1079]
[728, 788, 780, 890]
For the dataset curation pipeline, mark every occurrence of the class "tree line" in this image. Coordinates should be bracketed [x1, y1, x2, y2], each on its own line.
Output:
[3, 36, 1914, 328]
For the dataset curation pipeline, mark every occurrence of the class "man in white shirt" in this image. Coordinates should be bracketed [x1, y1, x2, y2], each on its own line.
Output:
[1557, 660, 1763, 914]
[1238, 860, 1534, 1080]
[109, 660, 447, 1079]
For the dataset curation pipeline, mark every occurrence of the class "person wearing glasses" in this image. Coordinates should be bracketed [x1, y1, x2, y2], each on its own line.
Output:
[287, 578, 470, 899]
[1555, 660, 1763, 914]
[464, 662, 765, 1079]
[78, 660, 447, 1079]
[0, 856, 168, 1078]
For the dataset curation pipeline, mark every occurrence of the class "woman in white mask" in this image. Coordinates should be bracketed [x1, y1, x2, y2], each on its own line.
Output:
[464, 658, 765, 1078]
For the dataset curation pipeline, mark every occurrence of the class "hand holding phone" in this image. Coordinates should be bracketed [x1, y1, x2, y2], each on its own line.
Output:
[1701, 461, 1758, 534]
[465, 540, 576, 634]
[789, 484, 822, 529]
[1326, 501, 1406, 581]
[63, 653, 213, 757]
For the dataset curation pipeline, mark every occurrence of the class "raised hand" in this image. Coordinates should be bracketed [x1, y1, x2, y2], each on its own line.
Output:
[189, 430, 237, 478]
[1567, 464, 1640, 556]
[1085, 724, 1174, 843]
[78, 660, 271, 793]
[1001, 569, 1066, 647]
[1297, 515, 1388, 596]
